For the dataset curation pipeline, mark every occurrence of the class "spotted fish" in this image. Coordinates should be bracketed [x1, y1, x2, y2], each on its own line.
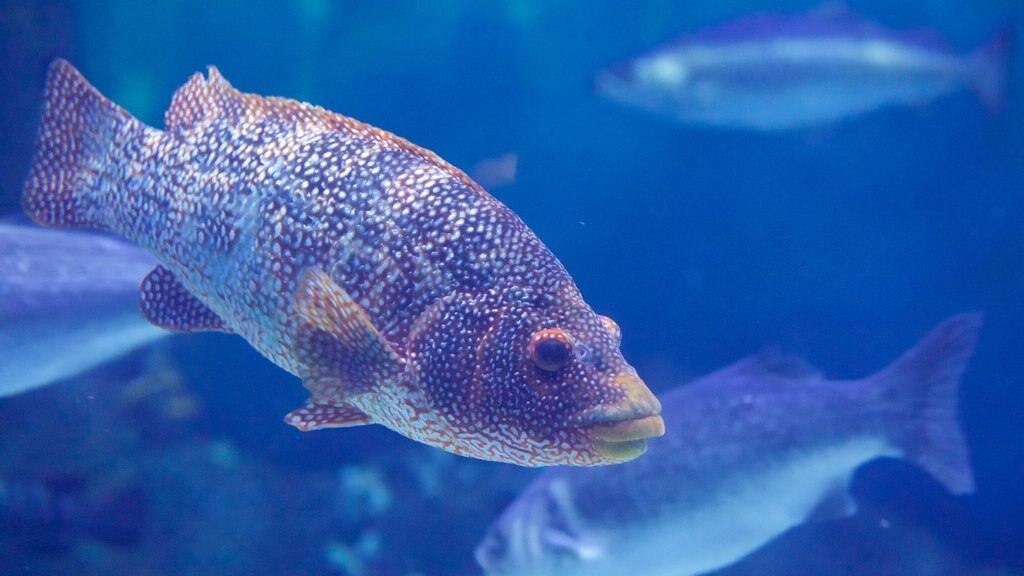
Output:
[22, 59, 663, 466]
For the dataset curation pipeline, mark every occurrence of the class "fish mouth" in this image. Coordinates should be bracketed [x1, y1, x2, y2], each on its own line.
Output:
[591, 414, 665, 442]
[591, 415, 666, 462]
[582, 370, 665, 463]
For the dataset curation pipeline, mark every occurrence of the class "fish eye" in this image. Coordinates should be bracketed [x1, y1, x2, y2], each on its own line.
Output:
[599, 316, 621, 346]
[529, 328, 574, 372]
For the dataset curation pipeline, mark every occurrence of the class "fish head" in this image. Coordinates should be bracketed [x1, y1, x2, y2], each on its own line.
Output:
[470, 283, 664, 466]
[476, 475, 597, 575]
[596, 53, 716, 116]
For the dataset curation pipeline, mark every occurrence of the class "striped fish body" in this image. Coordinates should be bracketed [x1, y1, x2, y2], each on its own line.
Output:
[22, 60, 663, 466]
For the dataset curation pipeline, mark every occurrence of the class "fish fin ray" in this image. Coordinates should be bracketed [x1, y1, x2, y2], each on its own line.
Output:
[294, 268, 403, 396]
[164, 66, 240, 134]
[875, 312, 981, 494]
[165, 67, 334, 134]
[22, 59, 137, 228]
[140, 265, 230, 333]
[285, 398, 372, 431]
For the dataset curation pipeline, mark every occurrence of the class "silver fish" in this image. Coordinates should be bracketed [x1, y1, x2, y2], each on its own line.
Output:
[596, 8, 1011, 130]
[476, 313, 980, 576]
[0, 223, 165, 397]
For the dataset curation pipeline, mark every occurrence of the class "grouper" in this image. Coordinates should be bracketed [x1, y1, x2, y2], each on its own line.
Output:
[21, 60, 663, 466]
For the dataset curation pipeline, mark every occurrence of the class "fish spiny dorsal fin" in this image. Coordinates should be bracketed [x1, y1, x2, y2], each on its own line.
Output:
[729, 348, 823, 383]
[165, 66, 489, 197]
[164, 66, 240, 134]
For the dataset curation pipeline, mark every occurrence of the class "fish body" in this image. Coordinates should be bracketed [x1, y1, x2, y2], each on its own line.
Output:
[597, 8, 1010, 130]
[0, 223, 164, 397]
[476, 314, 980, 576]
[21, 60, 663, 466]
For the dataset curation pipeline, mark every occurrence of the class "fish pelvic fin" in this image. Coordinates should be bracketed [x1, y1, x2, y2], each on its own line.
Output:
[291, 268, 403, 423]
[874, 312, 982, 495]
[22, 59, 138, 229]
[969, 24, 1014, 113]
[285, 398, 372, 431]
[140, 265, 230, 333]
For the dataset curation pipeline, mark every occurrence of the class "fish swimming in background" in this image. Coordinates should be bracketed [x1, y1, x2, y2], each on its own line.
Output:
[0, 222, 166, 398]
[476, 313, 981, 576]
[0, 474, 146, 550]
[21, 59, 663, 466]
[596, 7, 1011, 130]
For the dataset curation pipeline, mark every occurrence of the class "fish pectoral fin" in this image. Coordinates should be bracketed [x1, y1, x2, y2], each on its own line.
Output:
[293, 268, 403, 395]
[140, 265, 230, 333]
[285, 398, 372, 431]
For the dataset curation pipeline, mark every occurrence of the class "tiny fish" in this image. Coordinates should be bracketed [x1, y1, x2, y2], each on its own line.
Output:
[476, 314, 980, 576]
[22, 60, 663, 466]
[596, 7, 1011, 130]
[0, 222, 165, 397]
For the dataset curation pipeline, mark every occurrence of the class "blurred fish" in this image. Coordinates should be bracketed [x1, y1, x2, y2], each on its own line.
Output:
[476, 313, 981, 576]
[0, 475, 146, 549]
[22, 60, 663, 466]
[596, 7, 1011, 130]
[0, 223, 165, 397]
[470, 152, 518, 190]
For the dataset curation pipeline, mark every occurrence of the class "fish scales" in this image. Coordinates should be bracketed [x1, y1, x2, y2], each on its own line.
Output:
[22, 60, 664, 466]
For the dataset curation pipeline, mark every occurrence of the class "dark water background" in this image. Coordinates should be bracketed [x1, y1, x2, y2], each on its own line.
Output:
[1, 1, 1022, 575]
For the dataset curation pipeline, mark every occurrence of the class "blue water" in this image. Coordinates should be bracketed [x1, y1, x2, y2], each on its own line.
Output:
[0, 1, 1022, 574]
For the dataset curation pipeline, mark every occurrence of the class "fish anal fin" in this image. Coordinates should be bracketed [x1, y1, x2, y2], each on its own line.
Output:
[140, 265, 229, 333]
[285, 399, 372, 431]
[294, 268, 403, 395]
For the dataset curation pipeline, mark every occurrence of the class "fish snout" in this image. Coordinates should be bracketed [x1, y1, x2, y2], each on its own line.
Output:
[583, 370, 665, 462]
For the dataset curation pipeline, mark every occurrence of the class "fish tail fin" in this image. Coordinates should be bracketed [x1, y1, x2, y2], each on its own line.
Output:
[969, 24, 1013, 113]
[873, 313, 982, 495]
[22, 59, 137, 229]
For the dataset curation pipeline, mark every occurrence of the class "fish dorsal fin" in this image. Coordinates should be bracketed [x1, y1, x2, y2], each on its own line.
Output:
[285, 398, 372, 431]
[292, 268, 403, 411]
[165, 66, 338, 136]
[163, 67, 488, 197]
[140, 265, 230, 332]
[720, 348, 823, 384]
[164, 67, 242, 134]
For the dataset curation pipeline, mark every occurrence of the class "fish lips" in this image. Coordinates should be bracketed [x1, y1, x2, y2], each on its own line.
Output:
[580, 371, 665, 463]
